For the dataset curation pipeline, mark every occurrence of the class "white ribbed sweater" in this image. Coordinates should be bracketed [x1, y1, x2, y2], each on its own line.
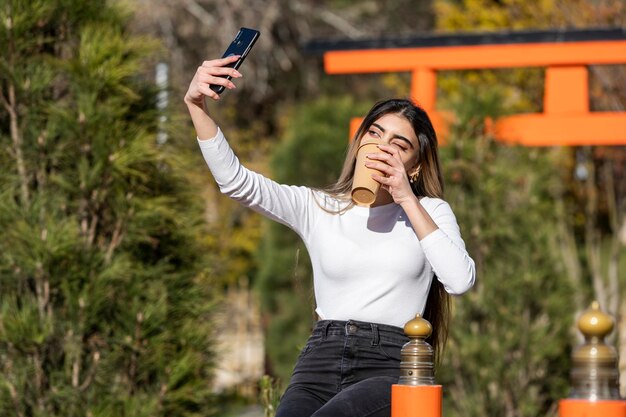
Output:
[198, 128, 475, 328]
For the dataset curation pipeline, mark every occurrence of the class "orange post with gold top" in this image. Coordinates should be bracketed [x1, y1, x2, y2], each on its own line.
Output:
[391, 315, 442, 417]
[558, 302, 626, 417]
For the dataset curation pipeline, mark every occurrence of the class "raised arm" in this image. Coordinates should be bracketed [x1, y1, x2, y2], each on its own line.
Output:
[183, 55, 241, 140]
[183, 57, 314, 238]
[196, 129, 313, 236]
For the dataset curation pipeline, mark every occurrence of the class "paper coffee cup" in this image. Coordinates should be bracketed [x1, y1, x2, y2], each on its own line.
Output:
[351, 143, 383, 206]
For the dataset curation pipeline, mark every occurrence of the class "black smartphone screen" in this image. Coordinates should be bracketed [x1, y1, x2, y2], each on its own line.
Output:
[210, 27, 260, 94]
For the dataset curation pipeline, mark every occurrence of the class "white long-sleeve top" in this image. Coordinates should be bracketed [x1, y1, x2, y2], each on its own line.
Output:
[199, 128, 475, 328]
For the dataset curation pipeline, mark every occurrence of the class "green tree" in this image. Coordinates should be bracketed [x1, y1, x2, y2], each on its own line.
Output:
[438, 86, 574, 417]
[255, 96, 369, 382]
[0, 1, 217, 415]
[434, 0, 626, 411]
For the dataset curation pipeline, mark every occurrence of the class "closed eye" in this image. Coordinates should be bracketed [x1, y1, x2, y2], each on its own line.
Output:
[371, 123, 414, 149]
[391, 140, 409, 151]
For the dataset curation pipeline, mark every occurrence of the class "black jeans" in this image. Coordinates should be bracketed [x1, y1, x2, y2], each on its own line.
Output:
[275, 319, 409, 417]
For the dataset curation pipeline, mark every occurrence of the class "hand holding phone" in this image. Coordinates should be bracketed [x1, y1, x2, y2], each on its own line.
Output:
[183, 28, 260, 107]
[210, 27, 260, 94]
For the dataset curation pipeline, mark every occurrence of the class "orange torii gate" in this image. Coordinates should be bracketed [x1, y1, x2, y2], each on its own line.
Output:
[306, 28, 626, 146]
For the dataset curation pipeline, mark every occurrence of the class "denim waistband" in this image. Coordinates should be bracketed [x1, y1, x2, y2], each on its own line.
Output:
[311, 319, 407, 345]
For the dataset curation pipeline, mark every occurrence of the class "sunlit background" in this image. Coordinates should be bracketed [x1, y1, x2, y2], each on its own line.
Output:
[1, 1, 625, 416]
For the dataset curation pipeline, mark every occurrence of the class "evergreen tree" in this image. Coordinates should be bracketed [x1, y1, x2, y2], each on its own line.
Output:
[433, 1, 626, 413]
[438, 86, 574, 417]
[0, 1, 217, 415]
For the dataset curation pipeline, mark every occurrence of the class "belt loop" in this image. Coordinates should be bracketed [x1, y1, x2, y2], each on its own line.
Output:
[370, 323, 380, 346]
[322, 321, 332, 341]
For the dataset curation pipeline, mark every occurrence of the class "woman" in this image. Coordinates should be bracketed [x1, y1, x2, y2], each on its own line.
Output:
[185, 55, 475, 417]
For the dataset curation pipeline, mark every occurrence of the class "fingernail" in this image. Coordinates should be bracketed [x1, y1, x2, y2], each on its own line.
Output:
[234, 71, 242, 77]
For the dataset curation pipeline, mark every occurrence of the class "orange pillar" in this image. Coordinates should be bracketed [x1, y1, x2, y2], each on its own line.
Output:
[410, 67, 448, 143]
[391, 385, 442, 417]
[411, 68, 436, 112]
[544, 66, 588, 114]
[559, 399, 626, 417]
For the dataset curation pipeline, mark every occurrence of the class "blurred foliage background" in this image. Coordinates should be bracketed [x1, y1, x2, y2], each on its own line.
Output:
[1, 0, 625, 416]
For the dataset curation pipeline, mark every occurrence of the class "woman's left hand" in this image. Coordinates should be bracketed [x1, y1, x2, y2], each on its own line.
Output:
[365, 144, 417, 206]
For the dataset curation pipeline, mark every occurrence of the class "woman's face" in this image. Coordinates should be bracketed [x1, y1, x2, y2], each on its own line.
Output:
[360, 113, 420, 172]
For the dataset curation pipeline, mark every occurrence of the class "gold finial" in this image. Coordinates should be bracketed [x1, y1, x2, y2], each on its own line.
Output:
[404, 314, 433, 339]
[398, 314, 435, 386]
[570, 301, 620, 400]
[577, 300, 614, 340]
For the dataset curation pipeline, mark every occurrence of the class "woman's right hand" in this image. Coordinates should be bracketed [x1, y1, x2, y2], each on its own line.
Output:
[183, 55, 243, 107]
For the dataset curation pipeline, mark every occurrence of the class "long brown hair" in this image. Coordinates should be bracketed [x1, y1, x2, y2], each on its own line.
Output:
[322, 98, 450, 363]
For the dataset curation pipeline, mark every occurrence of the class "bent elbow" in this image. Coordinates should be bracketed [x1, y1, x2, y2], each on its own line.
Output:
[444, 261, 476, 295]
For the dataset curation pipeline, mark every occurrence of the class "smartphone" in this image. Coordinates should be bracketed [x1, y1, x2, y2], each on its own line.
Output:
[210, 27, 260, 94]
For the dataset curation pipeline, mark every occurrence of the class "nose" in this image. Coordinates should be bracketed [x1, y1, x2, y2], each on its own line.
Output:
[379, 134, 393, 145]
